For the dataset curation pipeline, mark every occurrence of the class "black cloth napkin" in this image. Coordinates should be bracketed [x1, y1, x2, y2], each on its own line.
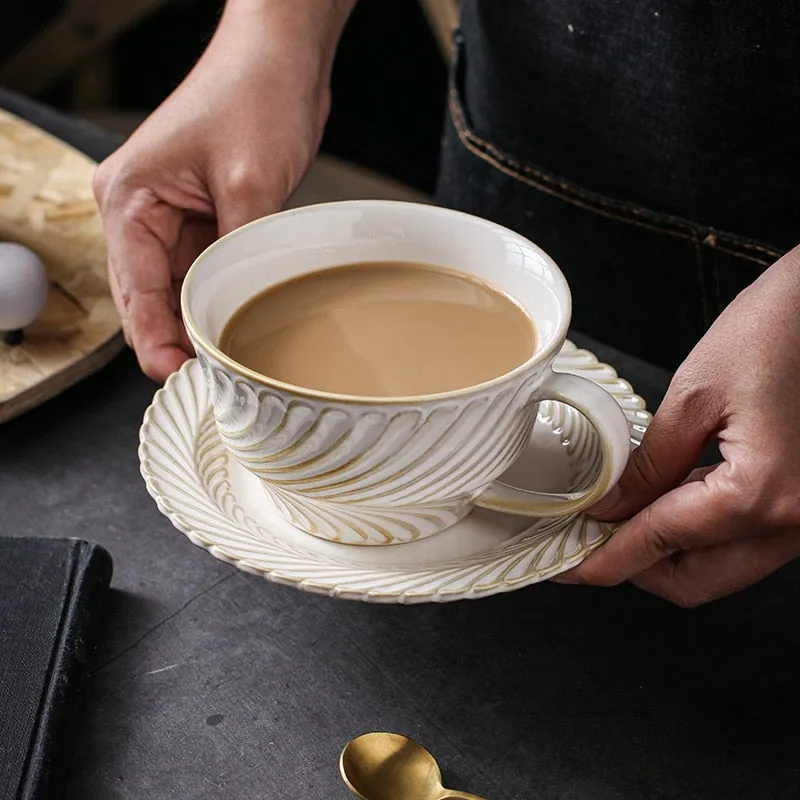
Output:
[0, 538, 112, 800]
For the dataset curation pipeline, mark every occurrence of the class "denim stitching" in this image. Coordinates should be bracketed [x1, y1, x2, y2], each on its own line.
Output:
[448, 87, 781, 268]
[712, 243, 773, 267]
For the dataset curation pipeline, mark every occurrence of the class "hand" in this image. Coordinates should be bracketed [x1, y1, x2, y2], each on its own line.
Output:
[556, 245, 800, 607]
[94, 0, 353, 381]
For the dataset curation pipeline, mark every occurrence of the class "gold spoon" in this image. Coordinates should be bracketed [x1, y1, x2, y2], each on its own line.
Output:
[339, 732, 487, 800]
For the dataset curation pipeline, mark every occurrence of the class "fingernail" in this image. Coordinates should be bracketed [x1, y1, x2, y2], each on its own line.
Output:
[589, 485, 622, 517]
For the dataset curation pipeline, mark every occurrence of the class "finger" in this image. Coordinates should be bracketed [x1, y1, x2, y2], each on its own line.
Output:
[590, 378, 719, 521]
[563, 466, 750, 586]
[174, 279, 195, 356]
[105, 191, 191, 381]
[127, 289, 189, 381]
[169, 217, 214, 357]
[172, 215, 217, 276]
[631, 532, 800, 607]
[106, 265, 132, 348]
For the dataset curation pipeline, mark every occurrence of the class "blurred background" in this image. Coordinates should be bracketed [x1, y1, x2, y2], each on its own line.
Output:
[0, 0, 453, 194]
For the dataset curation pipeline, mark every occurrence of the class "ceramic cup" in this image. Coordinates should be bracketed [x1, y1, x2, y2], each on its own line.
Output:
[181, 200, 631, 546]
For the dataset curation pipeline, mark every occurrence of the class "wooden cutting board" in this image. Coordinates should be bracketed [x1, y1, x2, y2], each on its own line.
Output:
[0, 109, 123, 424]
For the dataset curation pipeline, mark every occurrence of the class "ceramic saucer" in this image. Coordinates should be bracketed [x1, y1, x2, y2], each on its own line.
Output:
[139, 341, 650, 603]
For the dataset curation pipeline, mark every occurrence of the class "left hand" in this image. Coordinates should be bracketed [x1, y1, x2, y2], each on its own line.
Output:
[555, 244, 800, 607]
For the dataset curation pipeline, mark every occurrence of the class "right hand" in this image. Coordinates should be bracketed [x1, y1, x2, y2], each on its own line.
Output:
[94, 3, 335, 381]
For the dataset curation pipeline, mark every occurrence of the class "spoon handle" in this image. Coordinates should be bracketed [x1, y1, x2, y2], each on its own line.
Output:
[442, 792, 488, 800]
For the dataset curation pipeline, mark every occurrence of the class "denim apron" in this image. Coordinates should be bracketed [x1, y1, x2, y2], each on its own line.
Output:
[436, 0, 799, 370]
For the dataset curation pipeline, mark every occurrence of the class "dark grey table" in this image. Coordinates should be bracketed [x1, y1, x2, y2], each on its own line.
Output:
[2, 89, 799, 800]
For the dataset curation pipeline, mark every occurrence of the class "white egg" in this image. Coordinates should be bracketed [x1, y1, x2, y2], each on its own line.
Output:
[0, 243, 49, 332]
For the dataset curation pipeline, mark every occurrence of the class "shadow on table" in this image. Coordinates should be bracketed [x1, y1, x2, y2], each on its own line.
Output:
[331, 572, 800, 799]
[90, 589, 173, 669]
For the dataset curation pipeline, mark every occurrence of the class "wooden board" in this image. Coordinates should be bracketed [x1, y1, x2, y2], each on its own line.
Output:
[0, 109, 123, 424]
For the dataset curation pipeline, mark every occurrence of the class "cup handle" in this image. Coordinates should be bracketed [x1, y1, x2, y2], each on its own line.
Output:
[473, 371, 631, 518]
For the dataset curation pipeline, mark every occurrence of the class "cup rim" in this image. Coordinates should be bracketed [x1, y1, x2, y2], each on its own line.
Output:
[181, 200, 571, 405]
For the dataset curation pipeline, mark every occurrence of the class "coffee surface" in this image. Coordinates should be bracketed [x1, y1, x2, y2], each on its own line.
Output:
[219, 261, 535, 397]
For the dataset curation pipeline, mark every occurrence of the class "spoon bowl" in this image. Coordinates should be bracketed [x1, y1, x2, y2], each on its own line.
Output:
[340, 732, 485, 800]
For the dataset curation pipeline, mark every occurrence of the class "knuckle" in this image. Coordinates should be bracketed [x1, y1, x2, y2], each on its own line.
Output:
[641, 506, 680, 560]
[646, 528, 676, 561]
[223, 161, 263, 203]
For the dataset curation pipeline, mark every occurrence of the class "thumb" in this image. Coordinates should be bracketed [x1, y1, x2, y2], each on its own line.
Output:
[591, 378, 716, 521]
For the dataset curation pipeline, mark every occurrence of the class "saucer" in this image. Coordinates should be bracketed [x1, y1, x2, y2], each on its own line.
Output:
[139, 342, 650, 603]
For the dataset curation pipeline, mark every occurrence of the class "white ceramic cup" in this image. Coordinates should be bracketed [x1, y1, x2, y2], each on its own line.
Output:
[182, 200, 630, 546]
